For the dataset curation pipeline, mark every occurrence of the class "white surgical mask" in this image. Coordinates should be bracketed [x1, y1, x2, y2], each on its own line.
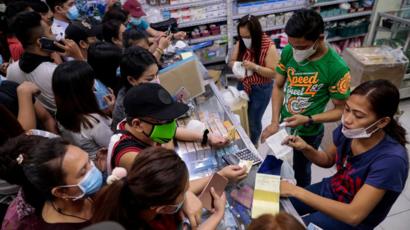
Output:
[242, 38, 252, 49]
[150, 76, 160, 84]
[292, 40, 318, 63]
[341, 116, 382, 139]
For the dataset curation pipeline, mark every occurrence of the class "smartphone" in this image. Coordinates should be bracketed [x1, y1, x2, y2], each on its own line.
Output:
[165, 25, 172, 36]
[198, 173, 228, 211]
[93, 80, 110, 110]
[39, 37, 65, 53]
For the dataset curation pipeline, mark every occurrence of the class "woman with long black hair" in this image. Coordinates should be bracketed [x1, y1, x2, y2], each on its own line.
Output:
[229, 14, 278, 145]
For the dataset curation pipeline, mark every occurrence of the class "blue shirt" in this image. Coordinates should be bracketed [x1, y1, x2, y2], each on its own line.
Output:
[321, 125, 408, 229]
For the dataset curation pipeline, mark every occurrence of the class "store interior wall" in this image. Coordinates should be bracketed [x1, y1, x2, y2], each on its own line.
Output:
[366, 0, 402, 45]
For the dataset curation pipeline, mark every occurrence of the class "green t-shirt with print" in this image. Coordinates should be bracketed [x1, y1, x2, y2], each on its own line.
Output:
[275, 44, 351, 136]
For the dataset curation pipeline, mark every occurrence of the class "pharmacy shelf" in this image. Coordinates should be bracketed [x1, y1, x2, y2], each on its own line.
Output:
[264, 24, 286, 32]
[159, 0, 223, 11]
[233, 5, 305, 20]
[233, 24, 285, 36]
[323, 10, 372, 22]
[202, 56, 226, 65]
[178, 16, 227, 28]
[189, 34, 226, 44]
[311, 0, 358, 8]
[327, 32, 367, 42]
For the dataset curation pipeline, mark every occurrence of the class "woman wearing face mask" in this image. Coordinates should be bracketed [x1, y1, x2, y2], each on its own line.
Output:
[280, 80, 409, 229]
[229, 14, 279, 145]
[0, 134, 103, 229]
[92, 147, 226, 230]
[52, 61, 113, 161]
[111, 46, 160, 129]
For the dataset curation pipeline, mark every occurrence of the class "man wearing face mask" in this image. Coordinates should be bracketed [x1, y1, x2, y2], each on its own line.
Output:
[261, 9, 351, 188]
[47, 0, 80, 40]
[107, 83, 234, 173]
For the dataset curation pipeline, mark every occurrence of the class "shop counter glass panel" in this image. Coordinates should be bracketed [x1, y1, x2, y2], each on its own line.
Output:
[175, 81, 303, 229]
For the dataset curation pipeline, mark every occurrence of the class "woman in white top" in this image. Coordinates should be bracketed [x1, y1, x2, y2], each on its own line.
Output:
[52, 61, 113, 160]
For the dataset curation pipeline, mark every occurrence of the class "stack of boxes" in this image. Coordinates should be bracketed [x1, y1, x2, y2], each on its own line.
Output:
[236, 0, 305, 15]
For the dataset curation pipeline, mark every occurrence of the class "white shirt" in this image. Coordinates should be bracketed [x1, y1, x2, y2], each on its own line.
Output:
[51, 18, 69, 40]
[7, 61, 57, 112]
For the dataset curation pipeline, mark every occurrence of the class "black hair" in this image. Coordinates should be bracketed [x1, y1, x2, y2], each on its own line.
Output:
[120, 46, 157, 89]
[92, 147, 188, 229]
[351, 79, 408, 146]
[0, 134, 69, 211]
[0, 105, 24, 145]
[30, 1, 50, 14]
[285, 9, 324, 41]
[4, 1, 31, 35]
[87, 41, 122, 93]
[12, 11, 43, 48]
[103, 19, 122, 44]
[237, 15, 263, 65]
[123, 28, 148, 48]
[52, 61, 108, 132]
[46, 0, 69, 12]
[102, 8, 129, 24]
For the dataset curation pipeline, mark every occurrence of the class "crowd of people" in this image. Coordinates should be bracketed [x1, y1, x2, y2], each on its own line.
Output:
[0, 0, 408, 229]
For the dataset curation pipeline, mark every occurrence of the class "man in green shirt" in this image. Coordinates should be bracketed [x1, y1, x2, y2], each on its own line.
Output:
[261, 9, 351, 187]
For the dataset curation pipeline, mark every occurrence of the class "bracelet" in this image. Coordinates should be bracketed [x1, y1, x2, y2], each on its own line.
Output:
[201, 129, 210, 146]
[304, 115, 314, 127]
[156, 47, 164, 55]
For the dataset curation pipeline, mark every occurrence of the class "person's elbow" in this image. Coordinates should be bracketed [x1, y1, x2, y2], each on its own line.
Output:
[345, 210, 367, 226]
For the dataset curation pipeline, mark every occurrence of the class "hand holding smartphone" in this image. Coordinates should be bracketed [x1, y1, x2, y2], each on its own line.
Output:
[39, 37, 65, 53]
[198, 173, 228, 211]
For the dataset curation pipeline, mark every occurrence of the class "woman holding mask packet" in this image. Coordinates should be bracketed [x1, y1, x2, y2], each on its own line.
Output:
[229, 14, 278, 145]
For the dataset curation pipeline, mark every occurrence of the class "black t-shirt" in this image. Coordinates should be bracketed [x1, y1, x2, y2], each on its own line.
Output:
[0, 80, 19, 116]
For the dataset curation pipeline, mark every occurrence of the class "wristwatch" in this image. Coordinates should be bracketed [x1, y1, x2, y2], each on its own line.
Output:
[201, 129, 210, 146]
[304, 115, 314, 127]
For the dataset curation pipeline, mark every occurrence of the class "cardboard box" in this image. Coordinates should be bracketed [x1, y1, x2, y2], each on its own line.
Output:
[230, 98, 250, 137]
[158, 57, 206, 100]
[342, 47, 408, 89]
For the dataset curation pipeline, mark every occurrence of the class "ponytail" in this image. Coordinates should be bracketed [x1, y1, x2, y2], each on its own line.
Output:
[92, 179, 141, 229]
[384, 119, 408, 147]
[0, 134, 68, 211]
[92, 147, 189, 228]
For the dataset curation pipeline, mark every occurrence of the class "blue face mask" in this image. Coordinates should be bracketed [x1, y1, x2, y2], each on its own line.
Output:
[127, 17, 142, 29]
[67, 5, 80, 21]
[57, 162, 103, 200]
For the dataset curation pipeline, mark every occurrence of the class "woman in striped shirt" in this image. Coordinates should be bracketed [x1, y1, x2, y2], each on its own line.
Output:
[229, 15, 279, 145]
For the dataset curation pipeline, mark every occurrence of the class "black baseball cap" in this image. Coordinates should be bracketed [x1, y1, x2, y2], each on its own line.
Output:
[65, 19, 99, 45]
[124, 83, 189, 121]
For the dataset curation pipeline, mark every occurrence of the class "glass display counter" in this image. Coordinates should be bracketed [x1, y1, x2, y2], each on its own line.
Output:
[175, 81, 303, 229]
